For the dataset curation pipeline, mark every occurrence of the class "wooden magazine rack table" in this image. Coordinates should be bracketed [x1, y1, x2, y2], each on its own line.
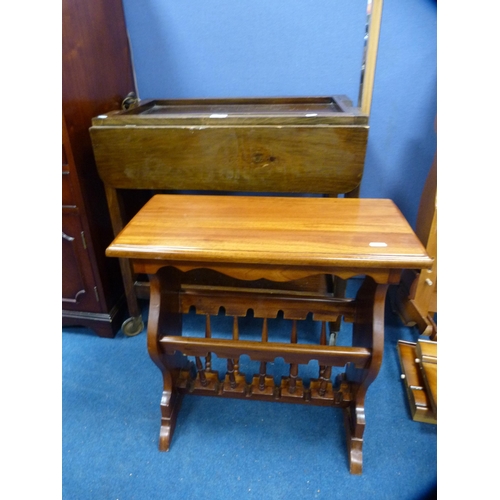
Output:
[106, 193, 431, 474]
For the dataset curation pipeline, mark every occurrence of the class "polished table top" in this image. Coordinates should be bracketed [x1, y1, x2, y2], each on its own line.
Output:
[106, 195, 432, 271]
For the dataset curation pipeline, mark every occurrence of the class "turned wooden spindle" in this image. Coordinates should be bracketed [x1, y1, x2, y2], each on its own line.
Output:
[195, 356, 208, 387]
[232, 316, 240, 374]
[288, 320, 298, 394]
[226, 316, 240, 389]
[226, 358, 237, 389]
[318, 322, 332, 396]
[319, 366, 333, 397]
[258, 318, 269, 391]
[318, 321, 327, 378]
[205, 314, 212, 371]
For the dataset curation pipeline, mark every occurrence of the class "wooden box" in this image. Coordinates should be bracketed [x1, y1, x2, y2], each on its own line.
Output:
[90, 96, 368, 197]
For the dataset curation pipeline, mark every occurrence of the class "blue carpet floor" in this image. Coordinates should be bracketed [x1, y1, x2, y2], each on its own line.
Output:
[62, 283, 437, 499]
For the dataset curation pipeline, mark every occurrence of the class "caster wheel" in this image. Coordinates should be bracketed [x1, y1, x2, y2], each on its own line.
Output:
[122, 316, 144, 337]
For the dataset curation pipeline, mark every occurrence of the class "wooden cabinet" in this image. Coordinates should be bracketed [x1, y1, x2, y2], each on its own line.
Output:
[62, 0, 136, 337]
[62, 117, 121, 337]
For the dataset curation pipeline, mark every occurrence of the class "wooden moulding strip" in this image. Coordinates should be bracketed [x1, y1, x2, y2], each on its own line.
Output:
[360, 0, 384, 117]
[160, 336, 371, 369]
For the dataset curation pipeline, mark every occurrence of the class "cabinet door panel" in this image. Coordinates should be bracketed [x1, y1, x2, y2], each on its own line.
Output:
[62, 171, 76, 206]
[62, 212, 101, 312]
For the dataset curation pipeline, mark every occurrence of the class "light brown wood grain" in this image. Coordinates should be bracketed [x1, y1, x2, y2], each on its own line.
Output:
[91, 125, 368, 194]
[360, 0, 384, 116]
[106, 195, 432, 271]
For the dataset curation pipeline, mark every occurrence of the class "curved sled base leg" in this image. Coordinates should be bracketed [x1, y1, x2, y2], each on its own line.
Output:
[158, 390, 183, 452]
